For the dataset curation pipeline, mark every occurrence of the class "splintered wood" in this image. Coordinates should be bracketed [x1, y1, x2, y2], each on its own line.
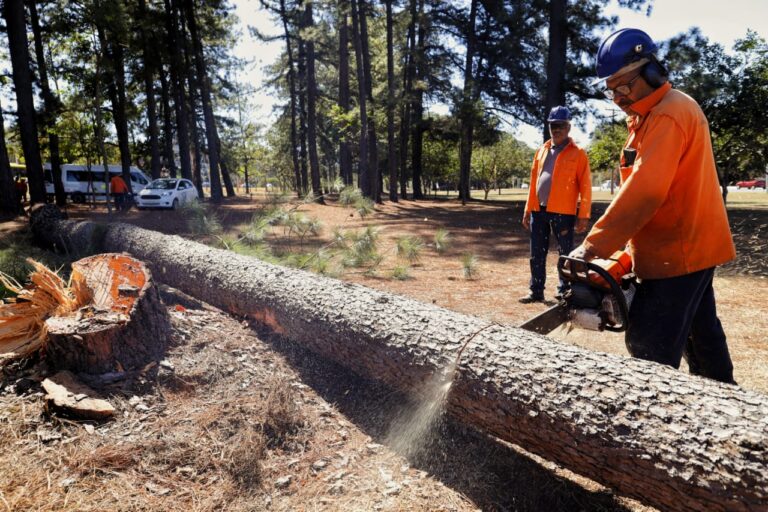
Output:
[0, 259, 89, 359]
[1, 253, 169, 374]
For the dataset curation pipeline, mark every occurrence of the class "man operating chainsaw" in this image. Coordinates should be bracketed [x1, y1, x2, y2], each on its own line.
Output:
[520, 106, 592, 303]
[569, 28, 736, 384]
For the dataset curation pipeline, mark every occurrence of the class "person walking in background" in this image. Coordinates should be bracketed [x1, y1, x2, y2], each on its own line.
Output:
[520, 106, 592, 303]
[14, 175, 28, 209]
[109, 174, 129, 211]
[570, 28, 736, 383]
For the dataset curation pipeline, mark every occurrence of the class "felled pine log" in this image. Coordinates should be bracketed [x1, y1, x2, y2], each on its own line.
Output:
[1, 245, 169, 374]
[31, 205, 768, 512]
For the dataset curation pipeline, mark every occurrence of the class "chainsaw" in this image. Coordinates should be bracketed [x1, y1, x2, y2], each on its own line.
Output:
[519, 250, 636, 335]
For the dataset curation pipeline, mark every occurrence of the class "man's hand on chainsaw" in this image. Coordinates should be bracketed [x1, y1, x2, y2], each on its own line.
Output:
[575, 218, 589, 234]
[569, 244, 597, 262]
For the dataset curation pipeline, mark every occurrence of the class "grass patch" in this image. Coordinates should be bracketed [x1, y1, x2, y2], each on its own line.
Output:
[0, 231, 73, 299]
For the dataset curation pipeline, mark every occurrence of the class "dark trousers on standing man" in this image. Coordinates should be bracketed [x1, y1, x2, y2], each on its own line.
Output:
[528, 207, 575, 297]
[625, 267, 735, 384]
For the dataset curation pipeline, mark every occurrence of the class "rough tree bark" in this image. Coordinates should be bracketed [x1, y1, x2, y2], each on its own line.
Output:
[28, 0, 66, 206]
[183, 0, 224, 202]
[303, 1, 323, 203]
[0, 96, 19, 214]
[45, 253, 170, 374]
[544, 0, 567, 142]
[137, 0, 162, 180]
[3, 0, 46, 204]
[350, 0, 369, 198]
[337, 0, 352, 186]
[30, 207, 768, 512]
[164, 0, 193, 181]
[458, 0, 478, 205]
[385, 0, 397, 202]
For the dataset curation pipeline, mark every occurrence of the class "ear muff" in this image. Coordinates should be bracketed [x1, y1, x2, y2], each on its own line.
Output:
[641, 57, 668, 88]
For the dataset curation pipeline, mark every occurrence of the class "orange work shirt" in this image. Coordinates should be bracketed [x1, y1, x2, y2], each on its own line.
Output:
[583, 82, 735, 279]
[524, 139, 592, 219]
[110, 175, 128, 194]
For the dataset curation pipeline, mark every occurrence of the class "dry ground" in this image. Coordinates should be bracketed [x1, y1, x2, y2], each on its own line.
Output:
[1, 194, 766, 511]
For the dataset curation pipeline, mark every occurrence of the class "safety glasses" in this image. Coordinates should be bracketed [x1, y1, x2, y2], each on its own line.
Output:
[603, 73, 642, 100]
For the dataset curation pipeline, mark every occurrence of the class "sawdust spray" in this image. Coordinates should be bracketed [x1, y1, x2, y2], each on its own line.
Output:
[384, 324, 495, 459]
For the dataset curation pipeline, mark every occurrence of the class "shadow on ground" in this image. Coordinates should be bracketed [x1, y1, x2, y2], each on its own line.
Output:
[256, 325, 635, 512]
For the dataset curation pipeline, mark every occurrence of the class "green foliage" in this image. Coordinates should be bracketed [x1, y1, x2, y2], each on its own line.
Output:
[0, 232, 73, 299]
[587, 121, 626, 181]
[471, 134, 534, 198]
[395, 236, 424, 263]
[460, 253, 479, 280]
[664, 29, 768, 183]
[339, 227, 381, 270]
[182, 200, 223, 237]
[433, 228, 451, 254]
[391, 265, 411, 280]
[338, 187, 375, 218]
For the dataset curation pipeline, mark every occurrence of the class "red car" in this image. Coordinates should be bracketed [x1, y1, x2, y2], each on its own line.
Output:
[736, 178, 766, 189]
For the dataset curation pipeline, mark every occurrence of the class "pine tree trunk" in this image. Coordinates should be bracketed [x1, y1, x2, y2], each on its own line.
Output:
[181, 14, 204, 193]
[164, 0, 193, 181]
[410, 0, 426, 200]
[337, 1, 353, 186]
[350, 0, 369, 198]
[28, 0, 66, 206]
[544, 0, 567, 142]
[0, 96, 18, 214]
[137, 0, 162, 180]
[3, 0, 46, 204]
[31, 207, 768, 512]
[304, 2, 323, 203]
[97, 21, 133, 194]
[458, 0, 478, 205]
[358, 0, 379, 202]
[398, 0, 417, 200]
[385, 0, 397, 202]
[159, 68, 179, 179]
[278, 0, 302, 195]
[183, 0, 224, 202]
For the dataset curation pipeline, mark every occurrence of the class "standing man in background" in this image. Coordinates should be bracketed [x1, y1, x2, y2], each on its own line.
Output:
[520, 106, 592, 303]
[110, 173, 129, 211]
[570, 28, 736, 383]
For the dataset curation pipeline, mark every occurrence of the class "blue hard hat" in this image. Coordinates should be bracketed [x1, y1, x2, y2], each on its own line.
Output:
[547, 106, 572, 122]
[594, 28, 658, 81]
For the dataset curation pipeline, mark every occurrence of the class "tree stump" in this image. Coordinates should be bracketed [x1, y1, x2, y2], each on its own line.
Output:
[44, 253, 170, 374]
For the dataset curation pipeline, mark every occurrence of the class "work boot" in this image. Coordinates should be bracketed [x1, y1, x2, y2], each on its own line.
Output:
[519, 292, 545, 304]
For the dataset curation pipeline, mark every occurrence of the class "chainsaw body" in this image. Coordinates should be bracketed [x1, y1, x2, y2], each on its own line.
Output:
[519, 251, 636, 335]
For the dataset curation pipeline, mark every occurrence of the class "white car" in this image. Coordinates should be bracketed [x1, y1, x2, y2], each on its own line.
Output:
[135, 178, 199, 210]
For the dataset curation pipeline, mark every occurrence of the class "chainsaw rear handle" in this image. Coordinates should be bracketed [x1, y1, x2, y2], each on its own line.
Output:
[557, 255, 630, 332]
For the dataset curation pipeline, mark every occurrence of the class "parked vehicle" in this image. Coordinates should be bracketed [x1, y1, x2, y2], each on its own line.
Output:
[735, 178, 766, 189]
[135, 178, 199, 210]
[44, 164, 150, 203]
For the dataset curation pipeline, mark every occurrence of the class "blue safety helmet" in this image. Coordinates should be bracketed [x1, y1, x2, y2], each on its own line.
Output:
[593, 28, 658, 84]
[547, 106, 572, 122]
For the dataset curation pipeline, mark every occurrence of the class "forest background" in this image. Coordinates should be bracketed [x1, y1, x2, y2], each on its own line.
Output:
[0, 0, 767, 211]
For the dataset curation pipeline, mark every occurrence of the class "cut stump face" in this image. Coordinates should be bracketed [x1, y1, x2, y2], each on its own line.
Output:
[45, 253, 170, 374]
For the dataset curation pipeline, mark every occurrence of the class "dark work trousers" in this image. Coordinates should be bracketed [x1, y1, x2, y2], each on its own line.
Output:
[528, 207, 575, 295]
[625, 267, 735, 384]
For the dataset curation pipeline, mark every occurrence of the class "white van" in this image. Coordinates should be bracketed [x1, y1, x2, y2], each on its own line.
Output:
[44, 164, 150, 203]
